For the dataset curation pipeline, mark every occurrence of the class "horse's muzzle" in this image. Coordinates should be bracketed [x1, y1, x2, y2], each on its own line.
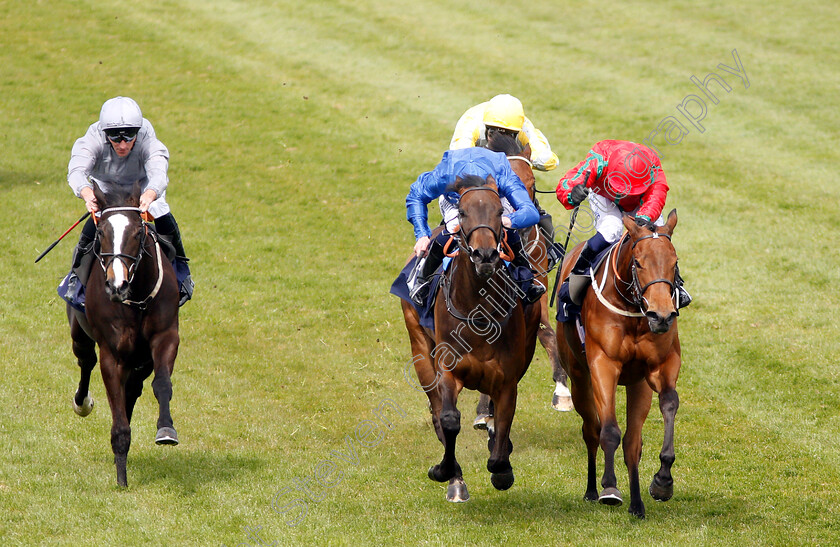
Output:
[471, 248, 499, 280]
[646, 311, 677, 334]
[105, 279, 130, 303]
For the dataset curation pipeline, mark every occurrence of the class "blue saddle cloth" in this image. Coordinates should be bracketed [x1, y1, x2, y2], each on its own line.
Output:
[389, 256, 448, 331]
[58, 259, 191, 312]
[555, 244, 615, 323]
[390, 257, 534, 331]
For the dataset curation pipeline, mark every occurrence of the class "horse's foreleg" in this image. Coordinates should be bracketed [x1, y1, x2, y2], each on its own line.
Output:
[101, 357, 131, 487]
[486, 386, 517, 491]
[558, 322, 598, 501]
[125, 370, 145, 424]
[150, 330, 179, 445]
[588, 354, 623, 506]
[69, 310, 97, 417]
[624, 380, 654, 518]
[428, 374, 465, 501]
[650, 386, 679, 502]
[648, 353, 681, 502]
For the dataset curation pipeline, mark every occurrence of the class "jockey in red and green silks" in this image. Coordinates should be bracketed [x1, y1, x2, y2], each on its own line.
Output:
[555, 140, 690, 308]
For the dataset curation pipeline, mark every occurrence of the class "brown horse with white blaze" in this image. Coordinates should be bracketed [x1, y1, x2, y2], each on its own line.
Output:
[400, 174, 541, 502]
[68, 180, 180, 487]
[556, 210, 682, 518]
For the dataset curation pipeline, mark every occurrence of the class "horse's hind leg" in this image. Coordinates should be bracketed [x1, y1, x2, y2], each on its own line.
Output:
[474, 393, 492, 430]
[150, 331, 179, 445]
[538, 308, 572, 412]
[69, 308, 96, 417]
[624, 380, 654, 518]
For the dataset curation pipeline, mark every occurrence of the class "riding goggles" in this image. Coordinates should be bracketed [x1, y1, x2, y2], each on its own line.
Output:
[487, 126, 519, 139]
[104, 128, 139, 143]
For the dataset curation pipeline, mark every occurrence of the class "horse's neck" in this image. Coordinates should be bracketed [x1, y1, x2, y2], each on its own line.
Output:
[602, 238, 635, 303]
[133, 234, 161, 291]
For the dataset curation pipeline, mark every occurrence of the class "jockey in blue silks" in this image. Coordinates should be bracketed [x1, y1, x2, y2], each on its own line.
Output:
[405, 146, 545, 306]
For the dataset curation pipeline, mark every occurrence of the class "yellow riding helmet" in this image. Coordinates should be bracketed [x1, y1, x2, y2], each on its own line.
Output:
[482, 94, 525, 132]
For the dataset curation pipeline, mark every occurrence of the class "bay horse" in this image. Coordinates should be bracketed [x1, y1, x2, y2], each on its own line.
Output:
[68, 180, 180, 487]
[400, 174, 541, 502]
[473, 133, 572, 429]
[555, 210, 681, 518]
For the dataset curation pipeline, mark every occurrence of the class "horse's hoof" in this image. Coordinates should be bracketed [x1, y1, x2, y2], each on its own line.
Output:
[490, 470, 514, 491]
[629, 503, 646, 519]
[583, 490, 598, 502]
[551, 391, 574, 412]
[649, 477, 674, 501]
[155, 427, 179, 445]
[473, 414, 490, 430]
[446, 478, 470, 503]
[73, 391, 94, 417]
[598, 487, 623, 506]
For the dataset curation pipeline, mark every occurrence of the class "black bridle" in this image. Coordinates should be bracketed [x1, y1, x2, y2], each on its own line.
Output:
[454, 186, 505, 262]
[615, 232, 678, 312]
[94, 206, 148, 286]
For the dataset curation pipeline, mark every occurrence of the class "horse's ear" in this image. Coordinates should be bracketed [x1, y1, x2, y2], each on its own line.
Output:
[523, 142, 532, 161]
[92, 180, 108, 208]
[622, 213, 641, 237]
[484, 175, 498, 191]
[126, 180, 143, 207]
[663, 208, 678, 236]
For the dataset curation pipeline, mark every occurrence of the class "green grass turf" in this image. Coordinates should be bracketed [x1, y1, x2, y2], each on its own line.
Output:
[2, 0, 839, 544]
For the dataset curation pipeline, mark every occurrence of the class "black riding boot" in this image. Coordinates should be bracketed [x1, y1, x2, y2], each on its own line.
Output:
[567, 232, 609, 305]
[675, 265, 692, 309]
[71, 219, 97, 282]
[507, 230, 546, 304]
[154, 214, 194, 306]
[535, 204, 564, 271]
[409, 238, 446, 306]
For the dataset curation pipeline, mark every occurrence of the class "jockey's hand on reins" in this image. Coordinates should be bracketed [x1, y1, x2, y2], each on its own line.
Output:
[569, 184, 590, 206]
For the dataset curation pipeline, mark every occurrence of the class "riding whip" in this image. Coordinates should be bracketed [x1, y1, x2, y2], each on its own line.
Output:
[549, 206, 580, 307]
[34, 211, 91, 263]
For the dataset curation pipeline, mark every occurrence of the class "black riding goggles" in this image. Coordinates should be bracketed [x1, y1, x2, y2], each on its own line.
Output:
[487, 126, 519, 139]
[105, 128, 139, 143]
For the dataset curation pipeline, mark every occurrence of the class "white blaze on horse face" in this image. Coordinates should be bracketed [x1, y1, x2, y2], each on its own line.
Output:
[108, 214, 131, 286]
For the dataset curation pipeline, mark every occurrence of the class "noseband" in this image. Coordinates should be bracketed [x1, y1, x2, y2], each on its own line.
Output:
[95, 206, 147, 285]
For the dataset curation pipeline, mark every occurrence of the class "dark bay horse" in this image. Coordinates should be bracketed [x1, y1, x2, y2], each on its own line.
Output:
[400, 175, 541, 502]
[68, 180, 180, 487]
[473, 133, 572, 430]
[555, 210, 681, 518]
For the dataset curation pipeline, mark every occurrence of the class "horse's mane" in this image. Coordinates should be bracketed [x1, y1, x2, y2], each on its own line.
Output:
[97, 181, 141, 209]
[486, 131, 523, 157]
[448, 174, 491, 194]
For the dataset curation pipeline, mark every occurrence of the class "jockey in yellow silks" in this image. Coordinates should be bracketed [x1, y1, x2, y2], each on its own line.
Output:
[449, 94, 564, 269]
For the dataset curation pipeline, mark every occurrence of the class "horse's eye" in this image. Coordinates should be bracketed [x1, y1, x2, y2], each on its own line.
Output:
[458, 208, 466, 217]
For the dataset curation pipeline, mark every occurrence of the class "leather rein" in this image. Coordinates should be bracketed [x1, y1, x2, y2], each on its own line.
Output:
[94, 206, 165, 310]
[591, 231, 677, 317]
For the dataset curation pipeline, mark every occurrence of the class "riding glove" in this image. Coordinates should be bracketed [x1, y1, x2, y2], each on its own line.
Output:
[569, 184, 590, 206]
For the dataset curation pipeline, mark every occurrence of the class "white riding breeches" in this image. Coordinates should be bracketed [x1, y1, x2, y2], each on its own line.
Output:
[588, 193, 664, 244]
